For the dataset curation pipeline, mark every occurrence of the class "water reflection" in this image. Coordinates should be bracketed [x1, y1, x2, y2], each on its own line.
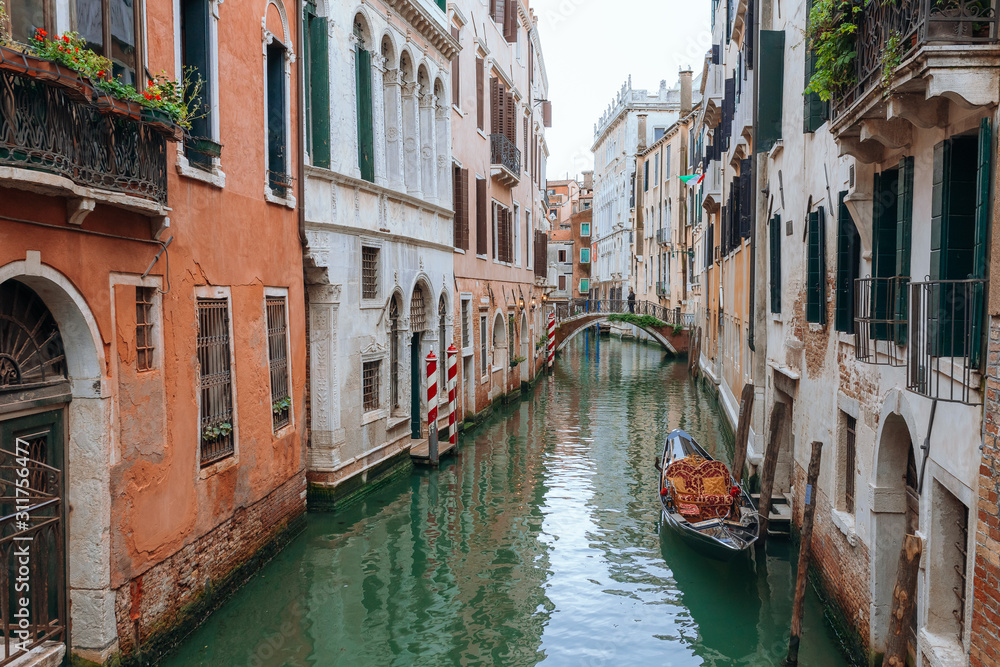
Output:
[164, 334, 848, 667]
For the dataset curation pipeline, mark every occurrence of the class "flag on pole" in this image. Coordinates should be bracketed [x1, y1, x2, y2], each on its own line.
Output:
[679, 174, 699, 184]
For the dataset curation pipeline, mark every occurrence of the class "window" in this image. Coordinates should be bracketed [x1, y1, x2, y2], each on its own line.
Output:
[361, 246, 379, 299]
[476, 177, 488, 255]
[266, 37, 289, 195]
[579, 278, 589, 293]
[806, 207, 826, 324]
[643, 161, 649, 191]
[558, 275, 566, 291]
[451, 27, 461, 108]
[769, 214, 781, 313]
[266, 296, 290, 431]
[653, 153, 659, 183]
[653, 127, 665, 142]
[136, 286, 155, 372]
[461, 299, 471, 348]
[558, 249, 567, 263]
[476, 57, 485, 131]
[362, 360, 381, 412]
[480, 315, 488, 375]
[757, 30, 784, 151]
[355, 20, 375, 182]
[580, 248, 591, 263]
[182, 0, 214, 170]
[389, 298, 400, 410]
[870, 160, 912, 342]
[305, 2, 330, 168]
[835, 193, 861, 333]
[453, 166, 469, 250]
[513, 202, 521, 266]
[666, 146, 672, 178]
[493, 203, 513, 263]
[76, 0, 143, 87]
[803, 10, 828, 134]
[197, 298, 235, 466]
[581, 222, 590, 236]
[842, 413, 856, 513]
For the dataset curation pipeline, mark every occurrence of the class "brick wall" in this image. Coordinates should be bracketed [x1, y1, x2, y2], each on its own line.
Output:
[793, 463, 872, 654]
[971, 317, 1000, 666]
[113, 471, 306, 658]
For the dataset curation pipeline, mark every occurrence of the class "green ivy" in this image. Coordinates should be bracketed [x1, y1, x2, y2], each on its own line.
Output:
[509, 355, 527, 368]
[272, 396, 291, 414]
[805, 0, 864, 101]
[607, 313, 667, 329]
[202, 422, 232, 443]
[880, 31, 903, 95]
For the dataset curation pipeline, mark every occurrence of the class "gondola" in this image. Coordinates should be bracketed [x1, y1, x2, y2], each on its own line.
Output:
[656, 428, 758, 561]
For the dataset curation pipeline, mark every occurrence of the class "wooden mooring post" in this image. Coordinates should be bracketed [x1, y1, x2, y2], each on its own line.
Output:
[757, 402, 786, 542]
[688, 326, 702, 378]
[882, 535, 922, 667]
[786, 440, 823, 667]
[731, 383, 755, 484]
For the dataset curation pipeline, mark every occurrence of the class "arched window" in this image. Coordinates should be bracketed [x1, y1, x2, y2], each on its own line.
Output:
[0, 280, 67, 391]
[389, 296, 400, 410]
[492, 314, 506, 369]
[410, 283, 426, 332]
[381, 35, 401, 186]
[354, 16, 375, 182]
[438, 295, 447, 371]
[304, 2, 330, 168]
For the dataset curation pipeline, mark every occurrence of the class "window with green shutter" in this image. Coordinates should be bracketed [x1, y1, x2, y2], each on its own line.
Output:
[769, 214, 781, 313]
[835, 193, 861, 333]
[869, 169, 898, 340]
[756, 30, 785, 151]
[803, 11, 828, 135]
[581, 248, 591, 263]
[182, 0, 213, 170]
[970, 118, 992, 366]
[893, 156, 913, 344]
[580, 279, 589, 293]
[355, 23, 375, 183]
[305, 5, 330, 169]
[266, 39, 288, 195]
[806, 207, 826, 324]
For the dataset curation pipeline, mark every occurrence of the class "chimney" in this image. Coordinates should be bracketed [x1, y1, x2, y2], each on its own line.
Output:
[680, 69, 693, 116]
[582, 171, 593, 189]
[637, 114, 648, 152]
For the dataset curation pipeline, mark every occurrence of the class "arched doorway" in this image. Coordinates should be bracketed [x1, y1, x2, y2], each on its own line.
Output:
[410, 283, 427, 439]
[0, 278, 69, 651]
[389, 295, 400, 412]
[871, 411, 919, 655]
[520, 311, 529, 383]
[491, 313, 506, 393]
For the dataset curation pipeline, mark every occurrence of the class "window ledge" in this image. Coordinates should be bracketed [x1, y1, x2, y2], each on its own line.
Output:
[360, 299, 385, 310]
[265, 187, 296, 209]
[808, 322, 825, 333]
[476, 254, 488, 260]
[176, 153, 227, 188]
[199, 453, 238, 480]
[477, 128, 488, 140]
[830, 508, 858, 546]
[452, 103, 463, 115]
[462, 346, 474, 357]
[362, 408, 387, 426]
[454, 248, 466, 254]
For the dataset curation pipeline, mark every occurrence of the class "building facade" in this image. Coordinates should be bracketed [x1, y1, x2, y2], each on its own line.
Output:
[545, 175, 593, 303]
[300, 1, 459, 506]
[0, 0, 306, 663]
[449, 0, 551, 422]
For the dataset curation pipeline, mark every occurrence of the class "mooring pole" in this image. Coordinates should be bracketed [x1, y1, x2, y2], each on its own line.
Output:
[426, 351, 438, 465]
[757, 402, 787, 543]
[882, 535, 922, 666]
[786, 441, 823, 667]
[447, 344, 458, 448]
[731, 383, 755, 484]
[547, 313, 555, 371]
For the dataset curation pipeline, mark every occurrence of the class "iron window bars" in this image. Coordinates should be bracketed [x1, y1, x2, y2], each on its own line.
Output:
[197, 298, 235, 465]
[136, 286, 155, 372]
[854, 276, 908, 366]
[361, 246, 379, 300]
[362, 360, 381, 412]
[266, 296, 290, 431]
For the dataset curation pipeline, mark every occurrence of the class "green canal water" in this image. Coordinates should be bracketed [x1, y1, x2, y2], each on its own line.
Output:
[164, 335, 852, 666]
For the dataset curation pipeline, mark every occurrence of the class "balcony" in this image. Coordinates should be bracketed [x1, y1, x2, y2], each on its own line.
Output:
[490, 134, 521, 187]
[854, 277, 908, 366]
[656, 228, 671, 246]
[0, 65, 170, 218]
[656, 281, 669, 297]
[832, 0, 1000, 162]
[907, 278, 987, 405]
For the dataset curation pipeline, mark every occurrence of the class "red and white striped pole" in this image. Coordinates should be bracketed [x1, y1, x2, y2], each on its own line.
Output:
[426, 350, 439, 465]
[447, 344, 458, 447]
[547, 312, 555, 370]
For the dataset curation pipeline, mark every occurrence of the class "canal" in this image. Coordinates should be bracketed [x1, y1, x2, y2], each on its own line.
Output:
[165, 335, 851, 666]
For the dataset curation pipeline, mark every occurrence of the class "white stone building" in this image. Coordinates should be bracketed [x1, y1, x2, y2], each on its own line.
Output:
[301, 0, 459, 501]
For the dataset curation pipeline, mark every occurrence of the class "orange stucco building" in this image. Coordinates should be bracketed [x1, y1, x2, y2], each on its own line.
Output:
[0, 0, 305, 663]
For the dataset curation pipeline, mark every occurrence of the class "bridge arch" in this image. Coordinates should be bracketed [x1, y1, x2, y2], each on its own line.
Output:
[555, 316, 679, 354]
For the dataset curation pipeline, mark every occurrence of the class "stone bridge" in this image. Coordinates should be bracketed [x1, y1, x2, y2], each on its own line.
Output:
[552, 299, 692, 355]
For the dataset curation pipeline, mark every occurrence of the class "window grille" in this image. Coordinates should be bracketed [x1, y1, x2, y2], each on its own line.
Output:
[461, 301, 471, 348]
[845, 415, 856, 513]
[480, 315, 487, 375]
[266, 296, 290, 431]
[362, 246, 379, 299]
[390, 299, 399, 409]
[411, 285, 426, 332]
[439, 297, 448, 371]
[363, 360, 381, 412]
[198, 298, 235, 465]
[136, 286, 155, 372]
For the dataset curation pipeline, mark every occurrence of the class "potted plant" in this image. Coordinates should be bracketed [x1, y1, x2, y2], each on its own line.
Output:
[186, 136, 224, 159]
[202, 422, 232, 443]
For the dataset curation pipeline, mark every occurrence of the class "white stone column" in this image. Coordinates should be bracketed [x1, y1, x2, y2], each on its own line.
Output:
[402, 83, 421, 196]
[420, 91, 437, 203]
[347, 34, 362, 180]
[436, 102, 451, 205]
[307, 284, 344, 471]
[372, 54, 388, 186]
[384, 69, 404, 189]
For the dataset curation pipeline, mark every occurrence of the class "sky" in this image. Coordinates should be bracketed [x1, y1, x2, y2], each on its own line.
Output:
[530, 0, 712, 181]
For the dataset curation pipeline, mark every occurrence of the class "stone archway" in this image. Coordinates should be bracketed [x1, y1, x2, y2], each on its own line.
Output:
[520, 311, 529, 383]
[0, 262, 114, 660]
[870, 408, 918, 653]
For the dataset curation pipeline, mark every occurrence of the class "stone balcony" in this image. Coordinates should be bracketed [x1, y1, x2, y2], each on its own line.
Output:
[489, 133, 521, 187]
[831, 0, 1000, 163]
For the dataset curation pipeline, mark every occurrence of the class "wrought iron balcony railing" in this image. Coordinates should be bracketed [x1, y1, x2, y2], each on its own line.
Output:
[854, 276, 909, 366]
[490, 133, 521, 179]
[656, 228, 670, 245]
[832, 0, 999, 119]
[0, 69, 168, 205]
[907, 278, 987, 404]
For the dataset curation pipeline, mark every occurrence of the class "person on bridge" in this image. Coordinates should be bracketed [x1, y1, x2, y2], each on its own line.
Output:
[627, 288, 636, 314]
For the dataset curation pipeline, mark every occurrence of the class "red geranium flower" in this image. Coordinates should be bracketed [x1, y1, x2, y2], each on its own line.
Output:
[62, 35, 70, 43]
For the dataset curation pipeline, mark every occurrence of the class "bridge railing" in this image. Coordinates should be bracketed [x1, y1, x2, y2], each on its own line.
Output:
[553, 299, 693, 329]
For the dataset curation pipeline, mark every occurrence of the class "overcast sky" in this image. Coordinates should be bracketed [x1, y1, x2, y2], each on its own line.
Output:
[531, 0, 712, 181]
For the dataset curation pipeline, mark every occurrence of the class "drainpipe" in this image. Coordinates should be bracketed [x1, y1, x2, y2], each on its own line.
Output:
[917, 399, 937, 494]
[296, 0, 307, 247]
[748, 0, 761, 353]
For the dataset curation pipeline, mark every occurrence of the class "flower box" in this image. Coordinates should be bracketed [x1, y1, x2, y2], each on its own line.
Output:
[141, 108, 183, 141]
[0, 45, 93, 101]
[94, 92, 141, 120]
[186, 136, 223, 159]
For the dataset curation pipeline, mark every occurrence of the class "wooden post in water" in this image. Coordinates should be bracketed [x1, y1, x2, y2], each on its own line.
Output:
[882, 535, 922, 667]
[688, 326, 702, 378]
[786, 440, 823, 667]
[757, 402, 786, 542]
[731, 383, 755, 484]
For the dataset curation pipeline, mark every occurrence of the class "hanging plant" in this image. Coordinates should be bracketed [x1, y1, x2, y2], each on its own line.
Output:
[509, 355, 527, 368]
[880, 30, 904, 95]
[0, 1, 11, 45]
[805, 0, 865, 101]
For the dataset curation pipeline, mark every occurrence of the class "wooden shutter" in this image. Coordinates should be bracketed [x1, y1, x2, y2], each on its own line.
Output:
[745, 0, 754, 67]
[803, 46, 828, 133]
[756, 31, 783, 151]
[504, 0, 517, 42]
[476, 58, 485, 130]
[542, 101, 552, 128]
[770, 214, 782, 313]
[534, 230, 547, 277]
[806, 207, 826, 324]
[451, 28, 460, 109]
[183, 0, 212, 167]
[476, 178, 488, 255]
[491, 77, 502, 134]
[494, 0, 505, 28]
[523, 117, 529, 170]
[971, 117, 992, 366]
[894, 156, 914, 344]
[453, 167, 469, 250]
[308, 13, 331, 169]
[505, 93, 516, 144]
[356, 46, 375, 182]
[835, 193, 860, 333]
[739, 159, 752, 239]
[529, 42, 534, 85]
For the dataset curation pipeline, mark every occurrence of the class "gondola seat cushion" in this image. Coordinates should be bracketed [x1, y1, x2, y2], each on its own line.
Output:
[665, 458, 734, 521]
